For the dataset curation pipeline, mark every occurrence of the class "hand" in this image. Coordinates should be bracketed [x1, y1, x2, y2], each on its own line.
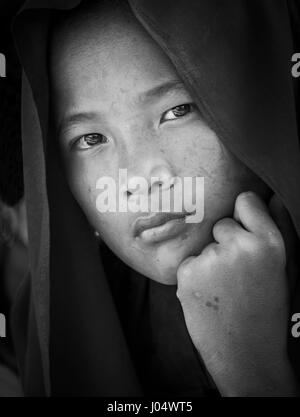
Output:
[176, 191, 299, 396]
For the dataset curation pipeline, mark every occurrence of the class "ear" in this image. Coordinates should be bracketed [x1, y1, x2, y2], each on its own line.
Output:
[0, 201, 19, 247]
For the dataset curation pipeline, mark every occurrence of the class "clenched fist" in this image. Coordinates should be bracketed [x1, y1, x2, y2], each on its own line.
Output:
[176, 191, 299, 397]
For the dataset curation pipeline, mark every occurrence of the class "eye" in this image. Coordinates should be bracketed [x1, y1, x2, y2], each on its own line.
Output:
[74, 133, 108, 150]
[160, 103, 194, 123]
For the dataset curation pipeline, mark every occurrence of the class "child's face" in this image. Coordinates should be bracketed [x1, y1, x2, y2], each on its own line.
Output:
[51, 8, 267, 284]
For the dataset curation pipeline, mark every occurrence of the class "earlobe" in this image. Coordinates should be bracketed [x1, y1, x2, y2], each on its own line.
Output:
[0, 202, 18, 247]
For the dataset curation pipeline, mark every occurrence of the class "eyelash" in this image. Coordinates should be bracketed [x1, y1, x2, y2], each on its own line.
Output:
[73, 133, 109, 150]
[160, 103, 194, 123]
[73, 103, 194, 150]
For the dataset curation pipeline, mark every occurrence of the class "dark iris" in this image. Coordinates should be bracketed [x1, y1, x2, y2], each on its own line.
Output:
[84, 133, 106, 145]
[172, 104, 192, 117]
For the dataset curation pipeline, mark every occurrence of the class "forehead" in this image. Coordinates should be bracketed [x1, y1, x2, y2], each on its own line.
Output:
[50, 7, 179, 109]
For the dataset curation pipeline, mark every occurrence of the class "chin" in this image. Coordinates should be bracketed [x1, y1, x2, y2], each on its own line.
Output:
[133, 232, 208, 285]
[146, 267, 178, 286]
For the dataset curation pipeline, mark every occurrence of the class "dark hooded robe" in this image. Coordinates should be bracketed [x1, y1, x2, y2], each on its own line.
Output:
[6, 0, 300, 396]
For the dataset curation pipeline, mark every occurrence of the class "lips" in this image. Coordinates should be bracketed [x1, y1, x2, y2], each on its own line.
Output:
[133, 211, 189, 238]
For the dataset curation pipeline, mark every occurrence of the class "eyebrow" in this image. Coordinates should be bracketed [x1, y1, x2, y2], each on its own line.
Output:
[138, 80, 187, 103]
[58, 111, 101, 138]
[58, 80, 187, 137]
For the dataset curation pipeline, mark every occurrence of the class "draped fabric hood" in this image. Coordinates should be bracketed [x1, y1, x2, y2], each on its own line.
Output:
[10, 0, 300, 395]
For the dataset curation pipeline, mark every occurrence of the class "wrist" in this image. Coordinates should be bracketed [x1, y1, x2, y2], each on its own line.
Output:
[214, 357, 299, 397]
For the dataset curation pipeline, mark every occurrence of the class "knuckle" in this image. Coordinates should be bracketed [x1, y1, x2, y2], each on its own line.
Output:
[237, 234, 260, 255]
[177, 263, 193, 292]
[265, 231, 286, 261]
[214, 217, 238, 237]
[242, 232, 285, 264]
[266, 229, 283, 248]
[176, 283, 189, 301]
[213, 218, 227, 233]
[176, 288, 184, 300]
[177, 261, 192, 280]
[213, 218, 225, 229]
[200, 242, 219, 259]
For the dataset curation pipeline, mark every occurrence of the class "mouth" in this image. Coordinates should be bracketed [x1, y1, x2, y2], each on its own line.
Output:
[133, 211, 194, 244]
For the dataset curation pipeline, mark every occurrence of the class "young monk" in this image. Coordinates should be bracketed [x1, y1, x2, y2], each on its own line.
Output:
[9, 0, 300, 396]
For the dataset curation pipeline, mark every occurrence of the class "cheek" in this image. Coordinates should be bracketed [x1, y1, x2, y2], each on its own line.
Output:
[202, 148, 255, 221]
[65, 156, 112, 222]
[164, 123, 251, 218]
[161, 122, 226, 178]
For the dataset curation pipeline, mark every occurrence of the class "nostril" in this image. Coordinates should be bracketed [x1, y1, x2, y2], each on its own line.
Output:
[155, 180, 174, 191]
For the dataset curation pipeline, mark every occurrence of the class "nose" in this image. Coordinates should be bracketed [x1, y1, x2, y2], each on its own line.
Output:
[127, 159, 174, 195]
[121, 157, 176, 199]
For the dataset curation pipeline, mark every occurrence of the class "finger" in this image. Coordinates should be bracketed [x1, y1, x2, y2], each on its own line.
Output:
[212, 217, 245, 244]
[176, 255, 198, 296]
[177, 255, 197, 277]
[268, 194, 297, 256]
[176, 243, 219, 294]
[268, 194, 299, 293]
[233, 191, 280, 239]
